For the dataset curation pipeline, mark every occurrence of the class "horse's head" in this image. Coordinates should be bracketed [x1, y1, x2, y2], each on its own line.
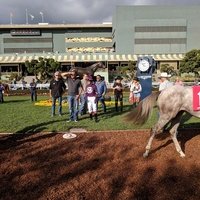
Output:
[90, 62, 106, 73]
[98, 62, 106, 69]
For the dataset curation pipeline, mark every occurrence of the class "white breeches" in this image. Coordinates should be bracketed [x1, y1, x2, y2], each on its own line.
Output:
[87, 96, 97, 113]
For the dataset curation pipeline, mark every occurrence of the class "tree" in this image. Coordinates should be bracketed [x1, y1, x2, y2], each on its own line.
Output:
[116, 61, 137, 81]
[160, 64, 177, 76]
[24, 57, 61, 82]
[25, 59, 38, 75]
[179, 49, 200, 77]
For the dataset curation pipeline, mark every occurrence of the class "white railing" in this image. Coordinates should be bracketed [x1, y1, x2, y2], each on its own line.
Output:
[9, 83, 50, 90]
[8, 81, 200, 91]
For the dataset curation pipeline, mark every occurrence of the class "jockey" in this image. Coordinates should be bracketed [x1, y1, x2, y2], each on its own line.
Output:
[85, 76, 98, 122]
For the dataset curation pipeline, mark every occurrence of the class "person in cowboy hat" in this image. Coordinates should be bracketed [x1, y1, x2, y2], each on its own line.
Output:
[85, 75, 99, 122]
[158, 72, 173, 91]
[113, 76, 123, 112]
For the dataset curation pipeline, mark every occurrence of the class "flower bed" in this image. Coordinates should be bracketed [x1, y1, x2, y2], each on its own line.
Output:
[35, 99, 115, 107]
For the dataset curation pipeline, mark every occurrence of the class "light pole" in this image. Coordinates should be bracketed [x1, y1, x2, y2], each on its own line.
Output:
[10, 12, 13, 24]
[26, 9, 28, 24]
[40, 12, 44, 23]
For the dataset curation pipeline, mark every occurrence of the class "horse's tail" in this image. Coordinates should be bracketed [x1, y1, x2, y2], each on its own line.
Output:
[125, 91, 160, 124]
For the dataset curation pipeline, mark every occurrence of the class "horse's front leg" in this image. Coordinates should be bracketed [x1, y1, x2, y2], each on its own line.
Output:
[143, 127, 157, 158]
[170, 131, 185, 158]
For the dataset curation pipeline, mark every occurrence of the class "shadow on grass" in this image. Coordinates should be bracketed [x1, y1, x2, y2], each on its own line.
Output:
[98, 104, 132, 118]
[14, 119, 65, 134]
[3, 99, 30, 103]
[0, 119, 65, 150]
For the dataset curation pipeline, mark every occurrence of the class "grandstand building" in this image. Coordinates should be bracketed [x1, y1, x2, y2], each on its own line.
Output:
[0, 5, 200, 82]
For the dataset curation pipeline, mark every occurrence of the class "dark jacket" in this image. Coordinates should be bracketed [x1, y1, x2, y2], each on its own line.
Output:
[49, 79, 66, 98]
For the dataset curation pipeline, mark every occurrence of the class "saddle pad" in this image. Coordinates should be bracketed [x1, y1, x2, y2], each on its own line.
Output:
[193, 86, 200, 111]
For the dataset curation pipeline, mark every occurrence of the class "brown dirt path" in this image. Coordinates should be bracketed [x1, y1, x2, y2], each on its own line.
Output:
[0, 129, 200, 200]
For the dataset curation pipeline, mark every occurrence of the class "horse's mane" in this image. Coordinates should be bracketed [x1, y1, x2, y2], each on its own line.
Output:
[125, 91, 160, 124]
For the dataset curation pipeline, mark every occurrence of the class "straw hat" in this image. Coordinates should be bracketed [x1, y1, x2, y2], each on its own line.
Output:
[158, 72, 171, 78]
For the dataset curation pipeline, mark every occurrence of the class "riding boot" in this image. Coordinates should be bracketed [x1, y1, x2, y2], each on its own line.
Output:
[94, 114, 98, 123]
[120, 101, 123, 112]
[115, 102, 118, 112]
[89, 113, 93, 120]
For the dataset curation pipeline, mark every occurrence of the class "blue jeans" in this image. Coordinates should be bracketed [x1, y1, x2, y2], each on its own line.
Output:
[97, 96, 106, 113]
[31, 90, 37, 101]
[52, 96, 62, 115]
[0, 92, 3, 103]
[68, 95, 79, 121]
[79, 94, 87, 114]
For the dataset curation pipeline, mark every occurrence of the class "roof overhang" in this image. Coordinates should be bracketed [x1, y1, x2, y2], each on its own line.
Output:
[0, 24, 112, 29]
[0, 53, 184, 64]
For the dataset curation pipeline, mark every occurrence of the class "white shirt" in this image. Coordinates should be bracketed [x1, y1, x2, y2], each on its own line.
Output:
[130, 82, 142, 94]
[159, 80, 173, 91]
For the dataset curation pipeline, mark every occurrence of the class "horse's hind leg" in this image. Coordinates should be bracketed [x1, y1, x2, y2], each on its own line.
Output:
[143, 117, 169, 157]
[169, 111, 185, 157]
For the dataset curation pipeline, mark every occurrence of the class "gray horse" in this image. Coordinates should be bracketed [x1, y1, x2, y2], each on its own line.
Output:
[125, 85, 200, 157]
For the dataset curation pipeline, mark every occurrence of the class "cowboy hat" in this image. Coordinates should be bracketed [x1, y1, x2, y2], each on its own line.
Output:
[158, 72, 171, 78]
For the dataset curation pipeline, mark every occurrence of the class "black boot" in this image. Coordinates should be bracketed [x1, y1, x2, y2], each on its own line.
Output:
[94, 114, 98, 123]
[90, 113, 93, 120]
[115, 103, 118, 112]
[120, 101, 123, 112]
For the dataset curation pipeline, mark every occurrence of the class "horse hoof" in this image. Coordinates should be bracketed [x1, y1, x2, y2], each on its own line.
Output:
[180, 153, 185, 158]
[143, 152, 149, 158]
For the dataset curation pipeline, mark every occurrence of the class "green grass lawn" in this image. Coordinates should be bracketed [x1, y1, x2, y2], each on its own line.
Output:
[0, 95, 199, 133]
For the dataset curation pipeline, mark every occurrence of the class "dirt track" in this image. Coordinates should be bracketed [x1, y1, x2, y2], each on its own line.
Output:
[0, 129, 200, 200]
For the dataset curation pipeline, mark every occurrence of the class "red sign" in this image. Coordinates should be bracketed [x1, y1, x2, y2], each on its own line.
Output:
[193, 86, 200, 111]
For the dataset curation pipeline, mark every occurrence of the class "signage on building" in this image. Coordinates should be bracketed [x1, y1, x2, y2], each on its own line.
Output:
[10, 29, 41, 36]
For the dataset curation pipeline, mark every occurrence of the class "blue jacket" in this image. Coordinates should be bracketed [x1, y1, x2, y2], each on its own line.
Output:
[95, 80, 107, 97]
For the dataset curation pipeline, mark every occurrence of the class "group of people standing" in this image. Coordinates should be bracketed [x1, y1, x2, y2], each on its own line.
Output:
[49, 70, 107, 123]
[0, 69, 188, 120]
[112, 75, 142, 111]
[48, 70, 143, 122]
[30, 72, 188, 116]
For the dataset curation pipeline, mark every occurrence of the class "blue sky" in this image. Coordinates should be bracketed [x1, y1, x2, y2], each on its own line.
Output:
[0, 0, 200, 24]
